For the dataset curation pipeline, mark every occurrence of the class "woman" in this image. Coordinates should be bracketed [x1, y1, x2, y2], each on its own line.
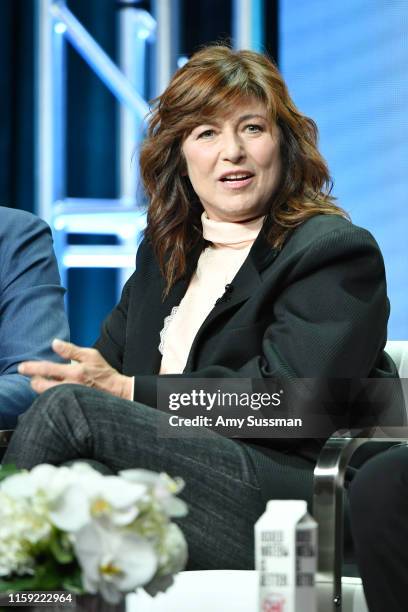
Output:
[3, 46, 398, 570]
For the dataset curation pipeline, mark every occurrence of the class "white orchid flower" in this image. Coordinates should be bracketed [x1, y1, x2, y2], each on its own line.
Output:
[0, 471, 37, 499]
[47, 483, 92, 532]
[48, 463, 147, 532]
[73, 522, 157, 604]
[1, 464, 75, 503]
[30, 464, 76, 500]
[120, 469, 188, 518]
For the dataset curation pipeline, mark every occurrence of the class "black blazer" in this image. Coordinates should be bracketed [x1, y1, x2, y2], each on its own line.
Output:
[95, 214, 400, 480]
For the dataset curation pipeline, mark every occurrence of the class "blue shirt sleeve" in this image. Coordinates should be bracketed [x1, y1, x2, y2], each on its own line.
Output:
[0, 208, 70, 428]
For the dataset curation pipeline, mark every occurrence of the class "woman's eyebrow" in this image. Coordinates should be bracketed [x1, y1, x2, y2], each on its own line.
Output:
[191, 113, 267, 132]
[238, 113, 268, 122]
[194, 119, 220, 128]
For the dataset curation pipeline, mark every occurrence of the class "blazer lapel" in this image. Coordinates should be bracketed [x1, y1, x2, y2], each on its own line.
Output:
[184, 229, 279, 371]
[133, 241, 203, 374]
[205, 227, 279, 321]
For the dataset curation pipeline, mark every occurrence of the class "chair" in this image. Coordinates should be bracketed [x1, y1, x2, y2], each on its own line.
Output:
[313, 340, 408, 612]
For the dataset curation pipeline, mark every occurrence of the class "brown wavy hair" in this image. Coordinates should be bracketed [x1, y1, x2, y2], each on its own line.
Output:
[140, 45, 349, 294]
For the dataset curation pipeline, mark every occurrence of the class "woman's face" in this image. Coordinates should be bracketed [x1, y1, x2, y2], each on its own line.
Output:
[182, 98, 281, 223]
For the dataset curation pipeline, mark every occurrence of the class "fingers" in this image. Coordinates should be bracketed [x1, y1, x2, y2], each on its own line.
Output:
[30, 376, 65, 394]
[19, 360, 86, 394]
[52, 338, 86, 361]
[52, 338, 102, 363]
[18, 360, 72, 379]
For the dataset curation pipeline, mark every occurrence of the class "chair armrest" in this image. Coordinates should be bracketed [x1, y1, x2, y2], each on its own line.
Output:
[313, 433, 408, 611]
[0, 430, 13, 447]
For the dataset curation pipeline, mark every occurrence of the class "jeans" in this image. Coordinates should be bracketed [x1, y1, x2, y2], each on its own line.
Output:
[3, 384, 315, 570]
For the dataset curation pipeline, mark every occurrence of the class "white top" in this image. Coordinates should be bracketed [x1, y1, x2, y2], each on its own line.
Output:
[159, 212, 264, 374]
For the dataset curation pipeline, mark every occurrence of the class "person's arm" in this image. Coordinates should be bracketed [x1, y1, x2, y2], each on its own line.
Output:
[0, 210, 69, 428]
[17, 252, 137, 401]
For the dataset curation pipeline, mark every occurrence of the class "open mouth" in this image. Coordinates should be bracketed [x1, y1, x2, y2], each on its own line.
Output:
[220, 172, 254, 182]
[220, 172, 255, 188]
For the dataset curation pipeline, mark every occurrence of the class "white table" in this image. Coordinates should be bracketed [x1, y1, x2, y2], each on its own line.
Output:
[126, 570, 369, 612]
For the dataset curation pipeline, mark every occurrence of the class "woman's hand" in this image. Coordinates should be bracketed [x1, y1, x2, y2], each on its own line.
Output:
[18, 339, 133, 400]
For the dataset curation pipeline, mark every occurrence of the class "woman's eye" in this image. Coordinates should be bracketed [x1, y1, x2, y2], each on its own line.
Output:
[245, 124, 263, 133]
[197, 129, 215, 139]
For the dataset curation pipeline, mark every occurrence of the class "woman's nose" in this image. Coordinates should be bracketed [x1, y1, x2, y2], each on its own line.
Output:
[220, 133, 245, 162]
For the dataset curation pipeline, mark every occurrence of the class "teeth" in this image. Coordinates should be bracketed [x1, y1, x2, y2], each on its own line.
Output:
[222, 174, 252, 181]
